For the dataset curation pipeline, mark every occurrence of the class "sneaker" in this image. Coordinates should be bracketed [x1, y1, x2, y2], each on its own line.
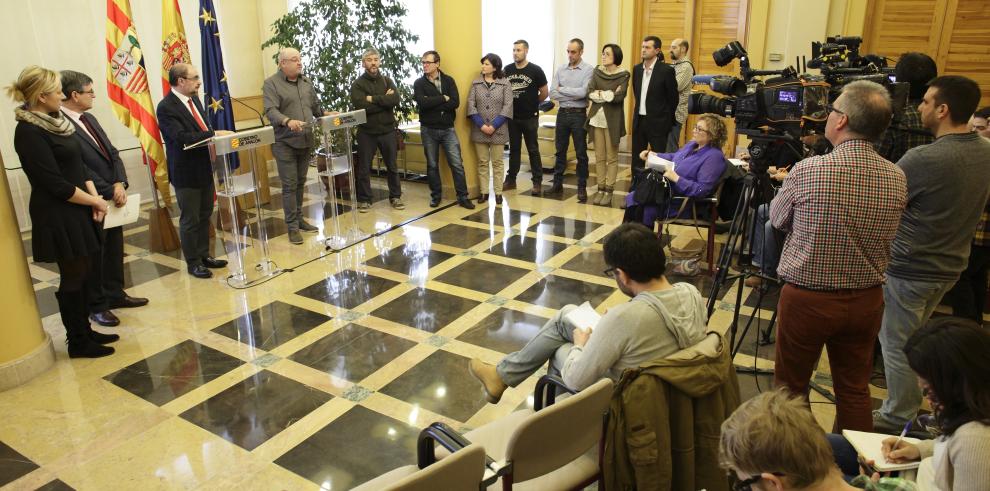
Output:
[357, 202, 371, 213]
[288, 229, 304, 244]
[502, 179, 517, 191]
[390, 198, 405, 210]
[468, 359, 507, 404]
[298, 219, 319, 232]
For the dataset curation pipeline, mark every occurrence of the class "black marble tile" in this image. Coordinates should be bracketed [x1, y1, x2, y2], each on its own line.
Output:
[743, 282, 781, 311]
[212, 301, 331, 351]
[302, 201, 352, 220]
[35, 479, 74, 491]
[379, 350, 488, 422]
[371, 288, 481, 333]
[180, 370, 332, 451]
[104, 340, 245, 406]
[288, 323, 417, 382]
[364, 245, 455, 276]
[514, 274, 616, 310]
[529, 216, 601, 240]
[295, 270, 400, 310]
[559, 173, 598, 187]
[485, 235, 569, 264]
[458, 308, 549, 354]
[122, 259, 179, 289]
[433, 259, 530, 295]
[275, 405, 418, 489]
[538, 187, 577, 202]
[730, 314, 778, 362]
[461, 208, 534, 231]
[124, 231, 233, 260]
[0, 441, 39, 487]
[249, 217, 289, 239]
[560, 248, 608, 277]
[428, 224, 494, 249]
[33, 286, 59, 318]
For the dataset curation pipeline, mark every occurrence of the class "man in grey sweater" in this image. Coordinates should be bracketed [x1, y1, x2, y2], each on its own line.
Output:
[469, 223, 708, 403]
[263, 48, 328, 245]
[875, 75, 990, 433]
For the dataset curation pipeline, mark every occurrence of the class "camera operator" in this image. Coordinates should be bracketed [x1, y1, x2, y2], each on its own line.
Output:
[770, 80, 907, 432]
[873, 52, 936, 162]
[874, 75, 990, 435]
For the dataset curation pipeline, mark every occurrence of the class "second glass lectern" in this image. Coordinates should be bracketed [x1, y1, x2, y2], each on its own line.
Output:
[316, 109, 368, 250]
[186, 127, 279, 287]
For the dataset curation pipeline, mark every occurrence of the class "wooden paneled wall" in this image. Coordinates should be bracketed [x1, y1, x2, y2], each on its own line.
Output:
[864, 0, 990, 106]
[635, 0, 750, 154]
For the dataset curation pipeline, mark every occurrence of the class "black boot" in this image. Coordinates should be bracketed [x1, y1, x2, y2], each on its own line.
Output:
[56, 291, 115, 358]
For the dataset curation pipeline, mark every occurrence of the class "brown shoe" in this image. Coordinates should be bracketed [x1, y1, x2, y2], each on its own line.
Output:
[531, 182, 542, 196]
[744, 275, 763, 288]
[469, 359, 507, 404]
[502, 179, 517, 191]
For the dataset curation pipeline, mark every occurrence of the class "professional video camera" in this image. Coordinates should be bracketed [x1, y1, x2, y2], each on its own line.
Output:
[807, 35, 909, 120]
[687, 41, 829, 173]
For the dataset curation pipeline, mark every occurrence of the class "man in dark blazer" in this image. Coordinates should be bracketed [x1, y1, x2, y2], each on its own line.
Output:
[60, 70, 149, 327]
[632, 36, 679, 177]
[156, 63, 230, 279]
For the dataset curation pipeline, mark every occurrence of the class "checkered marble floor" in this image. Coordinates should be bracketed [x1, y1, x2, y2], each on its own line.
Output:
[3, 159, 905, 490]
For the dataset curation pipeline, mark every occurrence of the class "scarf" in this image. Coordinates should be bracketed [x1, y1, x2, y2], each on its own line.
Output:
[14, 106, 74, 136]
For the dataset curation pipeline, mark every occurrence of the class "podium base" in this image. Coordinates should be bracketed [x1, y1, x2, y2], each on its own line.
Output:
[226, 260, 281, 288]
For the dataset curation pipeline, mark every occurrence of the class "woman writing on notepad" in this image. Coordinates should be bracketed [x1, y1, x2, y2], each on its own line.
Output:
[879, 318, 990, 490]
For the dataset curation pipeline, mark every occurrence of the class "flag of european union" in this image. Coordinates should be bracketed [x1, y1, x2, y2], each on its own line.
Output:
[198, 0, 238, 168]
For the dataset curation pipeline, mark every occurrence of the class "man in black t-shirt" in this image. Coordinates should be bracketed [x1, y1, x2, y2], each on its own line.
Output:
[504, 39, 549, 195]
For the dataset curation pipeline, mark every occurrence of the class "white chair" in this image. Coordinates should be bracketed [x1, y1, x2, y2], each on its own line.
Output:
[434, 376, 613, 490]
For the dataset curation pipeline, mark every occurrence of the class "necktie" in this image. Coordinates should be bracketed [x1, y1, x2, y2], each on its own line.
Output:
[79, 113, 110, 161]
[187, 98, 209, 131]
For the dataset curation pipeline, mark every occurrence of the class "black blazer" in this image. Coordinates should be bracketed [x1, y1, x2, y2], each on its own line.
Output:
[63, 111, 128, 199]
[632, 61, 679, 134]
[156, 92, 215, 189]
[413, 71, 460, 129]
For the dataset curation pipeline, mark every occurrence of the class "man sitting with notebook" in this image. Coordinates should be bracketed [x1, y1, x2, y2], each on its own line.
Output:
[468, 222, 708, 403]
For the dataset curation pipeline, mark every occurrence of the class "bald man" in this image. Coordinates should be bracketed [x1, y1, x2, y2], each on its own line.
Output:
[263, 47, 327, 245]
[666, 38, 694, 152]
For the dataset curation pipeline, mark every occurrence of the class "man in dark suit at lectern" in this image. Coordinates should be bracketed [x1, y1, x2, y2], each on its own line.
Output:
[60, 70, 149, 327]
[631, 36, 679, 178]
[156, 63, 231, 279]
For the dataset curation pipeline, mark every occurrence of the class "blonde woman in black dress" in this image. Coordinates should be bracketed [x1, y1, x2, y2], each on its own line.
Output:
[7, 66, 117, 358]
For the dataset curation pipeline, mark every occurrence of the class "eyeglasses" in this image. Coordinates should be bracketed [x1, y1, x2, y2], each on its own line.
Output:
[732, 472, 785, 491]
[421, 59, 437, 65]
[603, 267, 617, 278]
[692, 125, 710, 135]
[826, 103, 844, 115]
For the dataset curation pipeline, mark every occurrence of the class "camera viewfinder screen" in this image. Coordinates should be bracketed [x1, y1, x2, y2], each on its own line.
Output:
[778, 90, 799, 103]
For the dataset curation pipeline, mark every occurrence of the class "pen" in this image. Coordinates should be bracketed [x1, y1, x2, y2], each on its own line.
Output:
[890, 420, 913, 458]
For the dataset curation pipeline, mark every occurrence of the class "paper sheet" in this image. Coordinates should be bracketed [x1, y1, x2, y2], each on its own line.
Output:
[646, 153, 675, 172]
[563, 301, 602, 331]
[841, 430, 922, 472]
[103, 193, 140, 229]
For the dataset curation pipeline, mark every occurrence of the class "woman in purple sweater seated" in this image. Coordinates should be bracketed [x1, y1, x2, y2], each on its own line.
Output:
[630, 113, 728, 218]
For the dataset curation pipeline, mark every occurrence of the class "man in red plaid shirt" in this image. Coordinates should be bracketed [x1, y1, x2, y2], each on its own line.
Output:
[769, 80, 907, 431]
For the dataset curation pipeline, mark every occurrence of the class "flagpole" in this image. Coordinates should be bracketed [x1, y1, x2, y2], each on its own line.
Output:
[142, 151, 162, 209]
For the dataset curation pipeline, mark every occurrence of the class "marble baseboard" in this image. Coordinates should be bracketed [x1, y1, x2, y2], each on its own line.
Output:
[0, 333, 55, 392]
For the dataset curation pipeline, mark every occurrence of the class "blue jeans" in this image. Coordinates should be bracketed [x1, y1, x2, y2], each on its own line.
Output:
[420, 126, 469, 201]
[666, 120, 683, 153]
[877, 275, 955, 427]
[553, 110, 589, 187]
[752, 204, 780, 276]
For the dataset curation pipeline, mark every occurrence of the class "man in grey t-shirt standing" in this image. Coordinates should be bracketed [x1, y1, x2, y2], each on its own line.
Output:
[666, 38, 693, 152]
[263, 48, 327, 245]
[468, 223, 708, 402]
[875, 75, 990, 434]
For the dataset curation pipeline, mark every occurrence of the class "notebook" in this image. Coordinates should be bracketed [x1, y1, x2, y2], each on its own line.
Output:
[563, 302, 602, 331]
[841, 429, 922, 472]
